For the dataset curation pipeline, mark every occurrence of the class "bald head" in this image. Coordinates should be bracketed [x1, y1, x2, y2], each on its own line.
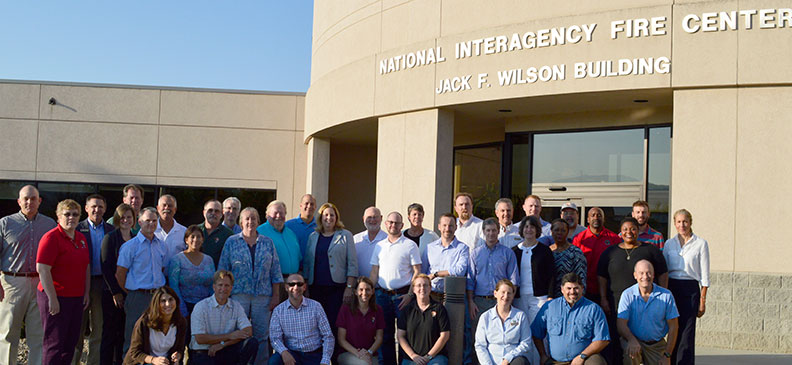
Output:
[634, 259, 654, 274]
[633, 259, 656, 290]
[18, 185, 42, 219]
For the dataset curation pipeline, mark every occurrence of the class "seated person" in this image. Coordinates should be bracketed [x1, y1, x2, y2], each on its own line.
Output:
[124, 286, 187, 365]
[397, 274, 450, 365]
[337, 277, 385, 365]
[269, 273, 334, 365]
[531, 273, 609, 364]
[189, 270, 259, 365]
[474, 279, 532, 365]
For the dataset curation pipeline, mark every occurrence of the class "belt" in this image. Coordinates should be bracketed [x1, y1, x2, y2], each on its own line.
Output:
[476, 295, 496, 300]
[644, 339, 661, 345]
[2, 271, 38, 277]
[378, 286, 410, 296]
[133, 288, 158, 294]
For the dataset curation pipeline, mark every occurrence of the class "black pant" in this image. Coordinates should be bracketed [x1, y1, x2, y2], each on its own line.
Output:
[601, 293, 622, 365]
[188, 337, 259, 365]
[669, 278, 700, 365]
[100, 290, 125, 365]
[308, 284, 345, 359]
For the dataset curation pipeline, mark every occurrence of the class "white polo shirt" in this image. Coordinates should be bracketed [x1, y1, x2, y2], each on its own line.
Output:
[370, 235, 421, 290]
[456, 216, 484, 251]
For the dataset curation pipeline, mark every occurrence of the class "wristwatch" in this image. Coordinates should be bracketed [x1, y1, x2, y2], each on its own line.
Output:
[219, 340, 226, 347]
[346, 284, 353, 289]
[580, 353, 589, 360]
[663, 351, 672, 358]
[426, 355, 434, 360]
[366, 349, 374, 355]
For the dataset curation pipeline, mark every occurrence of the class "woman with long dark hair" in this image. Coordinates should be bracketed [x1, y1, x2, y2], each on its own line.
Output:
[124, 286, 187, 365]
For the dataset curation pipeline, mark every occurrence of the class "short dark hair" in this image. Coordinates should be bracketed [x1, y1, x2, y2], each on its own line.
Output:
[122, 184, 144, 199]
[85, 194, 106, 205]
[518, 215, 543, 239]
[620, 217, 640, 229]
[551, 218, 569, 230]
[560, 272, 583, 287]
[439, 213, 456, 222]
[407, 203, 424, 215]
[184, 224, 203, 242]
[482, 217, 499, 231]
[632, 200, 650, 210]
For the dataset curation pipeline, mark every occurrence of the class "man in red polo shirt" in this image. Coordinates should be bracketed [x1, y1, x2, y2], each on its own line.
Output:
[572, 207, 621, 303]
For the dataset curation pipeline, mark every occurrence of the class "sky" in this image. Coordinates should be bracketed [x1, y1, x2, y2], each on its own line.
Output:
[0, 1, 314, 92]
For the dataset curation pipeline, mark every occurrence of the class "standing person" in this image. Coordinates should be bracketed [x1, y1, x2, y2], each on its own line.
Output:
[0, 185, 56, 365]
[597, 217, 667, 364]
[397, 274, 451, 365]
[467, 218, 519, 339]
[631, 201, 665, 249]
[189, 270, 259, 365]
[474, 279, 532, 365]
[403, 203, 439, 256]
[167, 225, 215, 339]
[354, 206, 386, 278]
[154, 194, 187, 266]
[73, 194, 113, 365]
[123, 286, 187, 365]
[572, 207, 621, 303]
[258, 200, 301, 301]
[663, 209, 709, 365]
[222, 197, 242, 234]
[521, 195, 551, 239]
[100, 204, 136, 365]
[548, 219, 587, 298]
[617, 260, 679, 365]
[285, 194, 317, 258]
[218, 207, 283, 364]
[199, 200, 234, 268]
[107, 184, 144, 234]
[336, 277, 385, 365]
[421, 213, 469, 302]
[494, 198, 521, 248]
[539, 203, 586, 246]
[531, 273, 609, 365]
[304, 203, 358, 358]
[269, 273, 334, 365]
[454, 192, 484, 251]
[115, 207, 168, 354]
[369, 211, 422, 365]
[36, 199, 91, 365]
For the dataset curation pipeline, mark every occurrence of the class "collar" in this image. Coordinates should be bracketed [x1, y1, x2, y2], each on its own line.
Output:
[87, 219, 104, 229]
[563, 296, 588, 310]
[134, 230, 161, 244]
[17, 211, 39, 222]
[210, 294, 232, 308]
[434, 237, 460, 249]
[518, 241, 538, 250]
[287, 297, 308, 310]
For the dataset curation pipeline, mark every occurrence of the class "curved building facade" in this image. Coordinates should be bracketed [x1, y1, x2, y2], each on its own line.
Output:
[305, 1, 792, 352]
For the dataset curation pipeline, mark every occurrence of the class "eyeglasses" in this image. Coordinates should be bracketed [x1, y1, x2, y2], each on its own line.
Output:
[62, 212, 80, 218]
[286, 282, 305, 287]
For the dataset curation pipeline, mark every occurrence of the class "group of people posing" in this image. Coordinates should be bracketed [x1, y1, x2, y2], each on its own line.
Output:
[0, 185, 709, 365]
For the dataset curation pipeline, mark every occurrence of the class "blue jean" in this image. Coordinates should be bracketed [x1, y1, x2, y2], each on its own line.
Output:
[401, 354, 449, 365]
[233, 294, 272, 365]
[189, 337, 259, 365]
[375, 289, 405, 365]
[268, 348, 323, 365]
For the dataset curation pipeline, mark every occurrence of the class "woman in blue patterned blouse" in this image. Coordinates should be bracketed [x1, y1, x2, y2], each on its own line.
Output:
[167, 225, 215, 318]
[217, 207, 283, 365]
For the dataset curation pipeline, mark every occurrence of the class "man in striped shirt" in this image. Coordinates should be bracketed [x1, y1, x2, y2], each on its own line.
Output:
[631, 201, 665, 250]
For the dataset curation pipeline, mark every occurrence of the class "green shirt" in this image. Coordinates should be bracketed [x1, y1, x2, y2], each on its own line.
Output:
[200, 224, 234, 268]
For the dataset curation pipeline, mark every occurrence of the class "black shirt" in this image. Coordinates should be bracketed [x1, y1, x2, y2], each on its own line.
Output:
[403, 230, 421, 246]
[397, 299, 450, 358]
[596, 242, 668, 305]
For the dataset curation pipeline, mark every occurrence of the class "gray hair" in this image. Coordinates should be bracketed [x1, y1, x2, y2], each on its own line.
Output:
[139, 206, 158, 218]
[266, 200, 287, 213]
[223, 196, 241, 208]
[494, 198, 513, 211]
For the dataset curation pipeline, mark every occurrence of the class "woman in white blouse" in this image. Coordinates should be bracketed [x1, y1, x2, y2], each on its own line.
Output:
[474, 279, 532, 365]
[663, 209, 709, 365]
[124, 286, 187, 365]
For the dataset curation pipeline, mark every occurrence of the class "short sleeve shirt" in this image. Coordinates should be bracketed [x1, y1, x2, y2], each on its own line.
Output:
[397, 299, 451, 358]
[336, 304, 385, 351]
[190, 295, 251, 350]
[530, 297, 610, 362]
[596, 243, 667, 303]
[117, 232, 167, 290]
[36, 225, 90, 297]
[1, 212, 57, 273]
[572, 227, 621, 295]
[617, 283, 679, 342]
[370, 236, 421, 290]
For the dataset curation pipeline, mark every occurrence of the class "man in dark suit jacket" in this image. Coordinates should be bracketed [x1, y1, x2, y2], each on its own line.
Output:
[73, 194, 114, 365]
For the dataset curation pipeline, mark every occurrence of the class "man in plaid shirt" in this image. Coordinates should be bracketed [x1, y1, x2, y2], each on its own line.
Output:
[269, 273, 334, 365]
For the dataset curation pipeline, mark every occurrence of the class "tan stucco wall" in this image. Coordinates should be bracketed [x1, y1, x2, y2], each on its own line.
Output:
[0, 81, 308, 214]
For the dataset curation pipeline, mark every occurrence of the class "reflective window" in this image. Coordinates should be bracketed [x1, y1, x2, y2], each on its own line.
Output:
[647, 126, 671, 238]
[454, 144, 502, 219]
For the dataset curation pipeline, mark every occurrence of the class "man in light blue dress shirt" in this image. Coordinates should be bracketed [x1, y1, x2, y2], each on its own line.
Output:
[222, 197, 243, 234]
[531, 272, 609, 364]
[617, 260, 679, 365]
[115, 207, 167, 354]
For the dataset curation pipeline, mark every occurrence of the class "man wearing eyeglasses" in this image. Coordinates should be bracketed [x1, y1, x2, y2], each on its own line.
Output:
[269, 273, 334, 365]
[0, 185, 56, 365]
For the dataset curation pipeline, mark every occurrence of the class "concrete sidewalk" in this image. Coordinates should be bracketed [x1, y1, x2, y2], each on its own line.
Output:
[697, 347, 792, 364]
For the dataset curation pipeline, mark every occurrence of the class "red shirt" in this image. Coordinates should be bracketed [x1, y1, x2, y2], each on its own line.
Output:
[36, 225, 89, 297]
[572, 227, 621, 295]
[336, 303, 385, 352]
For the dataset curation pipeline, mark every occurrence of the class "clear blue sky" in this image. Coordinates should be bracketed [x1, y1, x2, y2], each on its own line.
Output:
[0, 1, 313, 92]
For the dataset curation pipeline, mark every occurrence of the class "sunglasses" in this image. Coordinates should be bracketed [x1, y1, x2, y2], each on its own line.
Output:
[286, 282, 305, 287]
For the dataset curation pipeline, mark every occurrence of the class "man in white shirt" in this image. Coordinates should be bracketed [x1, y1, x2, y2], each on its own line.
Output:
[522, 195, 551, 238]
[154, 194, 187, 266]
[495, 198, 522, 248]
[369, 212, 421, 365]
[353, 206, 387, 278]
[454, 192, 484, 251]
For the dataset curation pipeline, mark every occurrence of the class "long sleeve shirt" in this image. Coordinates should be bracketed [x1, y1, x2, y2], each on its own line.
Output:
[467, 243, 519, 296]
[474, 306, 533, 364]
[269, 297, 335, 364]
[217, 233, 283, 297]
[421, 238, 469, 293]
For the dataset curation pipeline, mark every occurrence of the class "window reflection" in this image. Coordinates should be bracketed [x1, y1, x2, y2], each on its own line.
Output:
[454, 144, 502, 219]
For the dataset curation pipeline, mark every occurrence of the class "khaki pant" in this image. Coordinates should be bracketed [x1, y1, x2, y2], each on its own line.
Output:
[0, 275, 43, 365]
[72, 276, 103, 365]
[337, 351, 381, 365]
[620, 338, 667, 365]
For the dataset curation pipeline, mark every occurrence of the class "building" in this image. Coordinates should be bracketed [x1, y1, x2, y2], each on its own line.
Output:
[303, 1, 792, 353]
